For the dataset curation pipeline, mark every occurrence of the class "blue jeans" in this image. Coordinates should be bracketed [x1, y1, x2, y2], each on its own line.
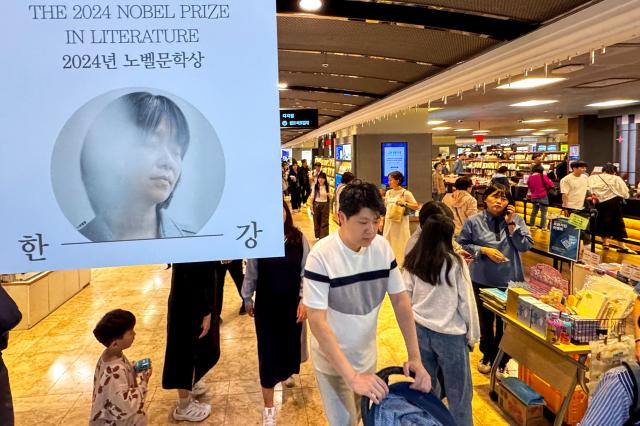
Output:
[416, 323, 473, 426]
[529, 197, 549, 228]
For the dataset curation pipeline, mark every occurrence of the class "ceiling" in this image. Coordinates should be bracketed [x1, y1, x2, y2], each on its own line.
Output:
[276, 0, 601, 143]
[424, 39, 640, 138]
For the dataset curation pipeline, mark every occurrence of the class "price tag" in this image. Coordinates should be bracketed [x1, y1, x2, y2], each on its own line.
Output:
[581, 248, 601, 267]
[568, 213, 590, 230]
[621, 263, 640, 282]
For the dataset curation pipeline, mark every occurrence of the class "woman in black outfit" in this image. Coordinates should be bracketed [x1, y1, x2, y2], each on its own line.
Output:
[288, 162, 302, 212]
[242, 201, 310, 425]
[163, 261, 221, 422]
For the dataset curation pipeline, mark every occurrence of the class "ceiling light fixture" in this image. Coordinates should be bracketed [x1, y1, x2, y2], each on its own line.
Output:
[454, 128, 473, 132]
[532, 132, 546, 136]
[431, 126, 452, 131]
[278, 82, 288, 90]
[427, 120, 446, 125]
[510, 100, 558, 107]
[522, 119, 551, 123]
[515, 128, 535, 131]
[472, 130, 490, 134]
[299, 0, 322, 12]
[497, 77, 566, 89]
[586, 99, 640, 108]
[541, 128, 559, 132]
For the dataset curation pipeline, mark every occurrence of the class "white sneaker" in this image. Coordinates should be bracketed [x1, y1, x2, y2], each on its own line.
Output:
[477, 359, 492, 374]
[283, 376, 295, 388]
[263, 407, 277, 426]
[191, 380, 208, 397]
[173, 400, 211, 422]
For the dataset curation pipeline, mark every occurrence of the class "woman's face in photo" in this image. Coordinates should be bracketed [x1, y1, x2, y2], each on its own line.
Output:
[82, 107, 184, 208]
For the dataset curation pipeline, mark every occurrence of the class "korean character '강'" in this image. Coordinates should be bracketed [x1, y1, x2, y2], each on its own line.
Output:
[102, 53, 117, 70]
[140, 52, 155, 69]
[123, 54, 140, 67]
[173, 52, 187, 68]
[187, 51, 204, 68]
[156, 52, 172, 69]
[18, 233, 49, 261]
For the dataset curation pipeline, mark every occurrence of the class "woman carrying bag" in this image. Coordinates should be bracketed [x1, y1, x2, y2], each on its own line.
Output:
[527, 164, 556, 230]
[382, 171, 419, 267]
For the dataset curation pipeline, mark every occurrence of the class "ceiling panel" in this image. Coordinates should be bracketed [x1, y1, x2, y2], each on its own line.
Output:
[277, 16, 498, 65]
[387, 0, 596, 22]
[279, 99, 358, 114]
[279, 71, 404, 95]
[280, 89, 373, 106]
[278, 50, 439, 82]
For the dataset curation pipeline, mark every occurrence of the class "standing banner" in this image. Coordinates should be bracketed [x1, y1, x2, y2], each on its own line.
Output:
[548, 217, 581, 262]
[0, 2, 282, 273]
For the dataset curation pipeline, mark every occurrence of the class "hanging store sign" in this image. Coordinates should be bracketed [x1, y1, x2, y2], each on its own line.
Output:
[0, 1, 283, 273]
[280, 109, 319, 129]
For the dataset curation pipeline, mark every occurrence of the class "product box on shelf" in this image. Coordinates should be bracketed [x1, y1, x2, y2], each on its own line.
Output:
[517, 296, 541, 327]
[529, 304, 560, 336]
[497, 379, 545, 426]
[507, 288, 533, 318]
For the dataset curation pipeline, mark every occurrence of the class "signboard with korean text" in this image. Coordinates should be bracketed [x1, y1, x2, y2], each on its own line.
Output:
[381, 142, 408, 186]
[549, 217, 581, 262]
[0, 1, 283, 273]
[279, 109, 318, 129]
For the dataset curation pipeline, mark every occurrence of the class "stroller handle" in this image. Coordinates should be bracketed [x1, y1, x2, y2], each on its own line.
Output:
[360, 366, 416, 420]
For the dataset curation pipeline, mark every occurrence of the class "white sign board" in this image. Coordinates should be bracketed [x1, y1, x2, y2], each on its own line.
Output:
[0, 2, 283, 273]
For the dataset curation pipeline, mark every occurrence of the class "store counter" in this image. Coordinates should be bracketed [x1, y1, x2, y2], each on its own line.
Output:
[1, 269, 91, 330]
[484, 304, 590, 426]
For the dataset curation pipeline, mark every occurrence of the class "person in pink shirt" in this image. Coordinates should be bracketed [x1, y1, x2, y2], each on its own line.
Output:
[527, 164, 555, 229]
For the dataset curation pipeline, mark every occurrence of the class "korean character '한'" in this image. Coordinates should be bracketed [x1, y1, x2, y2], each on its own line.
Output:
[123, 54, 140, 67]
[102, 53, 117, 70]
[156, 52, 172, 69]
[18, 233, 49, 261]
[140, 52, 155, 69]
[173, 52, 187, 68]
[187, 51, 204, 68]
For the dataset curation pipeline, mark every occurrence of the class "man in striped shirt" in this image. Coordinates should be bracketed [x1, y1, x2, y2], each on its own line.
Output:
[303, 181, 431, 425]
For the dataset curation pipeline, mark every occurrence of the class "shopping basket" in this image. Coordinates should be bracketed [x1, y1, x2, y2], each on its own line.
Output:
[360, 366, 457, 426]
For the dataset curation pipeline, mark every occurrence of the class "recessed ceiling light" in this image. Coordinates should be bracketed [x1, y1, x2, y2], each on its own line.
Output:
[522, 119, 551, 123]
[431, 126, 452, 131]
[510, 100, 558, 107]
[472, 130, 490, 134]
[515, 128, 535, 131]
[278, 82, 288, 90]
[427, 120, 446, 125]
[541, 128, 559, 132]
[551, 64, 585, 75]
[586, 99, 640, 108]
[427, 107, 443, 112]
[532, 132, 545, 136]
[497, 77, 566, 89]
[299, 0, 322, 11]
[454, 128, 473, 132]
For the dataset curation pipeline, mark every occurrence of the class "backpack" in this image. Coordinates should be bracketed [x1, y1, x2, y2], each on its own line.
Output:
[622, 361, 640, 425]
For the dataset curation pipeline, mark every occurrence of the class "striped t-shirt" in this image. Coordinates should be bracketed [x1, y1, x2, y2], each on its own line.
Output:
[580, 366, 637, 426]
[303, 232, 405, 375]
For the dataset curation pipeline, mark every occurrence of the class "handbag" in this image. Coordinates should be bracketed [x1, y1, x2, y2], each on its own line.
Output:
[387, 190, 407, 222]
[541, 175, 558, 197]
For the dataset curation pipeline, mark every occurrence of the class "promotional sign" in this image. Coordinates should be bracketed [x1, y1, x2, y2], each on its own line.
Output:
[549, 218, 581, 262]
[280, 109, 318, 129]
[581, 248, 601, 267]
[569, 145, 580, 161]
[568, 213, 590, 231]
[335, 144, 352, 161]
[381, 142, 408, 186]
[0, 2, 283, 273]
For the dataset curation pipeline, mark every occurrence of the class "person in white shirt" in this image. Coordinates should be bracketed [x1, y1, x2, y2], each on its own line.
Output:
[560, 161, 590, 210]
[303, 181, 431, 426]
[310, 172, 333, 240]
[589, 163, 635, 253]
[403, 214, 480, 426]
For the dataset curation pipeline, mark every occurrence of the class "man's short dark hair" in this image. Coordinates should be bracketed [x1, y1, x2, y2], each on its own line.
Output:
[339, 181, 385, 219]
[314, 162, 321, 167]
[571, 161, 588, 169]
[341, 171, 355, 185]
[497, 166, 509, 174]
[93, 309, 136, 347]
[453, 176, 471, 190]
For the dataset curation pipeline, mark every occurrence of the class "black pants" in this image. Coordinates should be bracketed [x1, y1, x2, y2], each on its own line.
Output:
[472, 283, 509, 368]
[0, 354, 14, 426]
[214, 260, 244, 317]
[301, 184, 311, 204]
[290, 187, 301, 210]
[313, 201, 330, 239]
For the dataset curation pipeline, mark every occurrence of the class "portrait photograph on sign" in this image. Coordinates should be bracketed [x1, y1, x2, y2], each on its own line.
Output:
[0, 1, 283, 273]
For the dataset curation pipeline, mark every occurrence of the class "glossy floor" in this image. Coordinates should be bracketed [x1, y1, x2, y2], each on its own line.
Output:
[6, 207, 532, 425]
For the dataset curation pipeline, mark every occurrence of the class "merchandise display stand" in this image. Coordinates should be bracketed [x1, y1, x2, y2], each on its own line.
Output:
[484, 304, 590, 426]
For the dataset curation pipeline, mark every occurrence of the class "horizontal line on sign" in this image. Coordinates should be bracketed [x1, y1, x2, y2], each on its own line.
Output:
[61, 234, 224, 245]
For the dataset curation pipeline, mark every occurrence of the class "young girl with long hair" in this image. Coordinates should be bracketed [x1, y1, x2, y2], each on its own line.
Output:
[310, 172, 332, 240]
[403, 214, 480, 426]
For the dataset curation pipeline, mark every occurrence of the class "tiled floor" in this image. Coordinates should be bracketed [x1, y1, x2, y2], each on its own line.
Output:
[6, 206, 546, 425]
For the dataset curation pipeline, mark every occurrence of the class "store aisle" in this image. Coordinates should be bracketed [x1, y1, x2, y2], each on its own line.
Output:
[4, 206, 514, 425]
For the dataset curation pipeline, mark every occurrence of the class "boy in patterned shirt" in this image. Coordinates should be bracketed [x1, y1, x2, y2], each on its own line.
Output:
[90, 309, 151, 425]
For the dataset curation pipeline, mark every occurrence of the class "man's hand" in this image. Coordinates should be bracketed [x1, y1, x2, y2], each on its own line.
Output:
[198, 313, 211, 339]
[245, 301, 255, 317]
[348, 373, 389, 405]
[403, 360, 432, 393]
[480, 247, 508, 263]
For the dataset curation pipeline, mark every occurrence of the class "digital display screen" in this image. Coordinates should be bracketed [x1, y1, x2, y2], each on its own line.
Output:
[547, 144, 558, 151]
[537, 145, 547, 152]
[381, 142, 408, 186]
